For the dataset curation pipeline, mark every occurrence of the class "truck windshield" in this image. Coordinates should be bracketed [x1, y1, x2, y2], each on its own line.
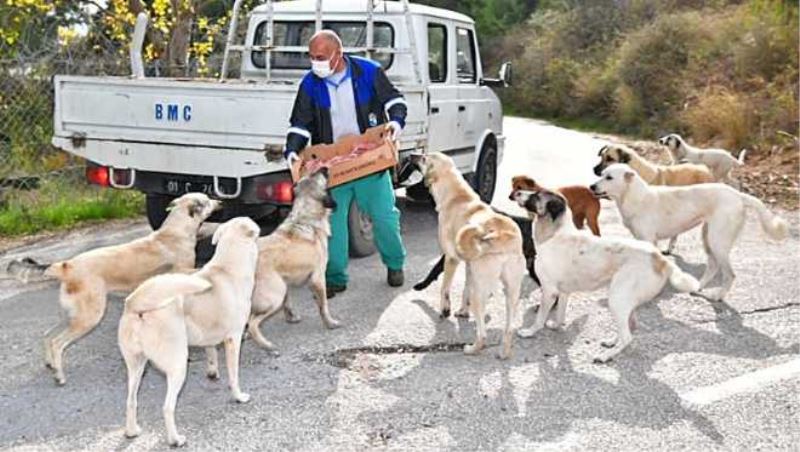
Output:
[252, 21, 394, 70]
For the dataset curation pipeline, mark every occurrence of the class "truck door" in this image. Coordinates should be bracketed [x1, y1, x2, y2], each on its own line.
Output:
[455, 25, 484, 160]
[425, 21, 459, 156]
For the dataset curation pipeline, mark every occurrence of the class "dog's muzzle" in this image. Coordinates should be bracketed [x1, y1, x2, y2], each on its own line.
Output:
[592, 164, 604, 176]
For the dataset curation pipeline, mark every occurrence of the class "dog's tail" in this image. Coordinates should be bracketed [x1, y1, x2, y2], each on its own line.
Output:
[657, 255, 700, 293]
[736, 149, 747, 165]
[125, 273, 212, 314]
[740, 193, 789, 240]
[413, 255, 445, 291]
[5, 257, 57, 283]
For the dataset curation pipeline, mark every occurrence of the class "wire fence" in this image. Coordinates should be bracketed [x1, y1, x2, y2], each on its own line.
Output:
[0, 12, 238, 236]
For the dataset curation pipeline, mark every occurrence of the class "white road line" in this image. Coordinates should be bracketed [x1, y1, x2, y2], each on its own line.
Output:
[680, 358, 800, 406]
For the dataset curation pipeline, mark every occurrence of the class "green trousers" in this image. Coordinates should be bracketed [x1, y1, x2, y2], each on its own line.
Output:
[326, 170, 406, 286]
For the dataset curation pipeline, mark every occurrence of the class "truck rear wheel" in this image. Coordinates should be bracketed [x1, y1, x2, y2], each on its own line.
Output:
[146, 194, 174, 230]
[348, 200, 376, 258]
[474, 142, 497, 203]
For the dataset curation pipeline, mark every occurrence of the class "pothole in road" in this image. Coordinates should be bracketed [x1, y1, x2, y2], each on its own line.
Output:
[310, 342, 469, 369]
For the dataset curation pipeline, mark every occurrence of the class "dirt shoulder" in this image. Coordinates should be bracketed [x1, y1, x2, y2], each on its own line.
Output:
[0, 217, 147, 253]
[592, 133, 799, 211]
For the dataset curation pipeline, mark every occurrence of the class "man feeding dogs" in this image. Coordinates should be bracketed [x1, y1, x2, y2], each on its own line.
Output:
[284, 30, 408, 297]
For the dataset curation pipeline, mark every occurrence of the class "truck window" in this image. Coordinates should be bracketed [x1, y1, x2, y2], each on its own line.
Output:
[427, 23, 447, 83]
[455, 27, 476, 84]
[252, 21, 394, 70]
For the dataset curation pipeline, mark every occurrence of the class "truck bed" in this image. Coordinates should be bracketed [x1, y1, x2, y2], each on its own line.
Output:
[52, 75, 426, 178]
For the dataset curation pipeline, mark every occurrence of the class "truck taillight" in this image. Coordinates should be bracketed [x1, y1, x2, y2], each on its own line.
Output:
[256, 181, 293, 203]
[86, 166, 110, 187]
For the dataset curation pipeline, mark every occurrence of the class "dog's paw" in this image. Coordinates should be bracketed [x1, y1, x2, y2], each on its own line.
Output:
[53, 373, 66, 387]
[516, 327, 538, 339]
[496, 350, 512, 360]
[699, 288, 725, 302]
[168, 434, 187, 448]
[463, 343, 483, 355]
[125, 425, 142, 438]
[206, 369, 219, 380]
[284, 312, 302, 324]
[439, 308, 451, 320]
[325, 318, 342, 329]
[545, 320, 563, 330]
[234, 392, 251, 404]
[454, 307, 470, 318]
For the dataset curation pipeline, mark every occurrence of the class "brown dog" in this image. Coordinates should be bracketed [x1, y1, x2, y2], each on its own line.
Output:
[510, 175, 601, 236]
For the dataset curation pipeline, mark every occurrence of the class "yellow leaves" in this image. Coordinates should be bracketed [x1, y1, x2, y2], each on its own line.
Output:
[6, 0, 52, 13]
[57, 25, 79, 47]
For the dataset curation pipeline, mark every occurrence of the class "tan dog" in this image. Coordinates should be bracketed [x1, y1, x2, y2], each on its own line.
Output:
[247, 168, 341, 351]
[416, 152, 525, 359]
[6, 193, 220, 385]
[594, 144, 714, 253]
[594, 144, 713, 186]
[510, 175, 601, 236]
[118, 217, 260, 447]
[659, 133, 746, 183]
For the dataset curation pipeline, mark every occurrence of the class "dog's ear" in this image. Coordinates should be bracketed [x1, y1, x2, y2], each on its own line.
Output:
[624, 171, 635, 183]
[619, 150, 631, 164]
[598, 145, 608, 157]
[188, 199, 205, 218]
[166, 198, 178, 212]
[546, 197, 566, 221]
[211, 223, 227, 245]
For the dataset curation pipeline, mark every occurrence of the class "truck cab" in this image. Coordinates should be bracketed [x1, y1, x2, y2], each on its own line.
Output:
[51, 0, 511, 256]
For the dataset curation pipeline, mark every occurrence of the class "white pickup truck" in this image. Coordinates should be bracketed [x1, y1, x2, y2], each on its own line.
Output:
[51, 0, 511, 256]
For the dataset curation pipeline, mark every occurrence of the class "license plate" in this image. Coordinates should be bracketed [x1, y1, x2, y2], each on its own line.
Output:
[165, 179, 213, 196]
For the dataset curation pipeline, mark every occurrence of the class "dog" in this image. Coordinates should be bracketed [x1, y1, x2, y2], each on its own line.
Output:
[510, 175, 601, 236]
[591, 164, 788, 301]
[413, 209, 540, 291]
[118, 217, 260, 447]
[416, 152, 525, 359]
[6, 193, 220, 385]
[594, 144, 714, 254]
[659, 133, 746, 183]
[594, 144, 714, 186]
[247, 168, 341, 351]
[512, 188, 700, 363]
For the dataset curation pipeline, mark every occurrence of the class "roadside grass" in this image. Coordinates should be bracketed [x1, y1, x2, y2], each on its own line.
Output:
[0, 186, 143, 237]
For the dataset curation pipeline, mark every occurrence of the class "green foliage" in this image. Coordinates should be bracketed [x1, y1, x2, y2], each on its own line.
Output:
[495, 0, 799, 149]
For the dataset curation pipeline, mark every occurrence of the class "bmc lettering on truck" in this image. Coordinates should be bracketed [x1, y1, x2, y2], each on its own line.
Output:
[154, 103, 192, 122]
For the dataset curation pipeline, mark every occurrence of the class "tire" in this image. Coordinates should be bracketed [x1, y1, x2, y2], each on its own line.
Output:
[348, 200, 376, 258]
[474, 142, 498, 203]
[145, 194, 174, 230]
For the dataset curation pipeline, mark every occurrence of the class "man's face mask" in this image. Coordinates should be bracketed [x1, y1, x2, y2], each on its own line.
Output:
[311, 58, 333, 78]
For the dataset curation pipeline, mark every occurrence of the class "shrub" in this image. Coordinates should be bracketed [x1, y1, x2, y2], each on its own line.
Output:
[681, 87, 753, 149]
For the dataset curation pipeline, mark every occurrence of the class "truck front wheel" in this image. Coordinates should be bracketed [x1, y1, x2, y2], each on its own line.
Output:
[348, 200, 376, 258]
[474, 142, 497, 203]
[146, 194, 174, 230]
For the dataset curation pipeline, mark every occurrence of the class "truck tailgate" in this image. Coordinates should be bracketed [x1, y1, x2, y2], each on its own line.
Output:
[54, 76, 297, 150]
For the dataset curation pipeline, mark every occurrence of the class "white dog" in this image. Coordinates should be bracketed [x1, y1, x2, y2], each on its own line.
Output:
[512, 188, 700, 363]
[591, 164, 788, 301]
[118, 217, 260, 447]
[659, 133, 746, 183]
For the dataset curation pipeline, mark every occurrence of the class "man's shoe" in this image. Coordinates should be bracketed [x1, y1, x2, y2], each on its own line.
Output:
[326, 284, 346, 299]
[387, 269, 404, 287]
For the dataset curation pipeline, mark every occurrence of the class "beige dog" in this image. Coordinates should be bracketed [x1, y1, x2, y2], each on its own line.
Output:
[118, 217, 260, 447]
[594, 144, 714, 253]
[594, 144, 713, 186]
[416, 152, 525, 359]
[6, 193, 220, 385]
[591, 164, 788, 301]
[248, 168, 341, 351]
[512, 189, 699, 363]
[659, 133, 746, 183]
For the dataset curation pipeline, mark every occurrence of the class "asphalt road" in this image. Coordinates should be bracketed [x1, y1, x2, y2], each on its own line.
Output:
[1, 117, 798, 451]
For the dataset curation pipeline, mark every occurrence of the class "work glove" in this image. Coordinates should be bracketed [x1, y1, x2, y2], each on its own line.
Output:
[387, 121, 402, 142]
[286, 151, 301, 166]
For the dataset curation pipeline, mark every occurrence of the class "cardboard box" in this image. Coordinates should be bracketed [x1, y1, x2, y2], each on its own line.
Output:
[290, 125, 398, 188]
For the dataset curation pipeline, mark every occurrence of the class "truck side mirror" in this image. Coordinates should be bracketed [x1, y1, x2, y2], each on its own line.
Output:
[499, 62, 512, 87]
